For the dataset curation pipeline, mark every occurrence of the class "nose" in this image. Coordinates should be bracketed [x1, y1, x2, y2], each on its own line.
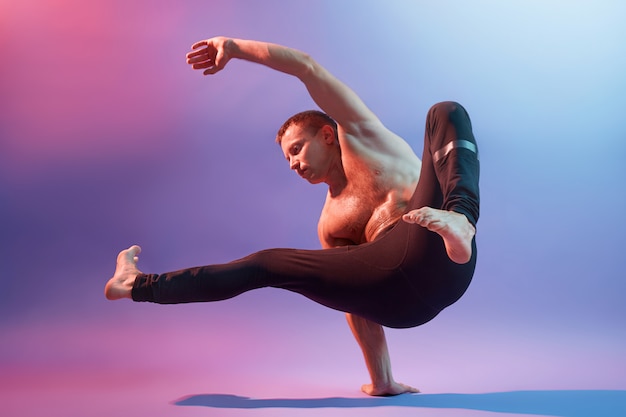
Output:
[289, 157, 299, 171]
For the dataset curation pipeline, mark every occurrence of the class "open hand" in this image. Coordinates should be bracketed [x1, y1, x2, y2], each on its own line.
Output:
[186, 37, 232, 75]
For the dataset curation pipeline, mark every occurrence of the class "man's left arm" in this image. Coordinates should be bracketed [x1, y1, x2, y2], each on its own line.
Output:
[186, 37, 417, 162]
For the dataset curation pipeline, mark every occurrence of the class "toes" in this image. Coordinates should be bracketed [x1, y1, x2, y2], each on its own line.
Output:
[402, 208, 426, 224]
[117, 245, 142, 265]
[126, 245, 142, 263]
[402, 213, 416, 223]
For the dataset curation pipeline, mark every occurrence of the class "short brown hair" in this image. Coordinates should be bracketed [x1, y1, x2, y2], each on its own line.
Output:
[276, 110, 338, 143]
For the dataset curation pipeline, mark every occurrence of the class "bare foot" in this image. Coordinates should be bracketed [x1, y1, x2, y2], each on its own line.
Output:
[402, 207, 475, 264]
[104, 245, 143, 300]
[362, 381, 420, 396]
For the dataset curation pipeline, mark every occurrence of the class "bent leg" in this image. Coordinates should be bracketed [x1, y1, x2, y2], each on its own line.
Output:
[403, 207, 475, 263]
[426, 101, 480, 226]
[403, 101, 480, 264]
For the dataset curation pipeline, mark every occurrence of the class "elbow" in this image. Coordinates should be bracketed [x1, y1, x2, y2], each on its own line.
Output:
[295, 52, 318, 80]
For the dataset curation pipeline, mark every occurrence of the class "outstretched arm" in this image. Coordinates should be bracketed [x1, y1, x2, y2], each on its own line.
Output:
[186, 37, 417, 163]
[186, 37, 377, 133]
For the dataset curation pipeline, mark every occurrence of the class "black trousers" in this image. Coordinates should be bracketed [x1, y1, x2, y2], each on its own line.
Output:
[132, 101, 480, 329]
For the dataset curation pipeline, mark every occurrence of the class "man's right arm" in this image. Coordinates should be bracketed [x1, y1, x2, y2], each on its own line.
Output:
[318, 229, 419, 396]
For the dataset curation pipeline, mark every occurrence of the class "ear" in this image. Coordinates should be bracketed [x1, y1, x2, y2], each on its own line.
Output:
[321, 125, 336, 145]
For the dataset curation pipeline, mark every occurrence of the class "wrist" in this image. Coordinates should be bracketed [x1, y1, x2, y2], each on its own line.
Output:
[223, 37, 237, 57]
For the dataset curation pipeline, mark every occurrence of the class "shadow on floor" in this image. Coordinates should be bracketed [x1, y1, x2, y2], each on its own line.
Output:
[175, 390, 625, 417]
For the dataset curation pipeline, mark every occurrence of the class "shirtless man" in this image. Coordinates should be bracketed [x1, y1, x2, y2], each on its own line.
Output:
[105, 37, 477, 396]
[185, 37, 472, 396]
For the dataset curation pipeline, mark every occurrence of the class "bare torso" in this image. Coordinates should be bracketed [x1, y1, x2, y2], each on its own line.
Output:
[318, 135, 421, 246]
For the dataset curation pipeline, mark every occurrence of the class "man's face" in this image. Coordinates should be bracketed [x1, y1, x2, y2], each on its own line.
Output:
[280, 124, 333, 184]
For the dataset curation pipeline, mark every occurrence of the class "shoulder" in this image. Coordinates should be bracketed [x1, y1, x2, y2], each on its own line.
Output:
[337, 123, 420, 175]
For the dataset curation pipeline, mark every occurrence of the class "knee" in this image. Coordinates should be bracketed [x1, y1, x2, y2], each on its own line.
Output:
[426, 101, 472, 133]
[247, 249, 274, 270]
[427, 101, 462, 120]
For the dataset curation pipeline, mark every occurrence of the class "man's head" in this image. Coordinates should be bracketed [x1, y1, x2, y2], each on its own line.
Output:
[275, 110, 338, 145]
[276, 110, 340, 184]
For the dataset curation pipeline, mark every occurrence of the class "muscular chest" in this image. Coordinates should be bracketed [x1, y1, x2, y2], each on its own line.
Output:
[318, 151, 420, 247]
[319, 187, 408, 246]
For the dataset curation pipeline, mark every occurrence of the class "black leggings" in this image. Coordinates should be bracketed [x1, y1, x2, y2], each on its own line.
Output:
[132, 102, 480, 329]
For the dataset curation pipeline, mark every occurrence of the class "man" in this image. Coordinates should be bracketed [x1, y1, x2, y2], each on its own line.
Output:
[105, 37, 479, 396]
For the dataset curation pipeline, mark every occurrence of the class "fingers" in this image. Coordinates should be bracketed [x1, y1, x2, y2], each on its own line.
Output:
[190, 55, 225, 75]
[186, 39, 211, 67]
[186, 44, 208, 60]
[186, 40, 224, 74]
[186, 52, 217, 72]
[189, 60, 215, 70]
[191, 40, 207, 50]
[403, 384, 420, 394]
[186, 45, 210, 64]
[186, 54, 206, 64]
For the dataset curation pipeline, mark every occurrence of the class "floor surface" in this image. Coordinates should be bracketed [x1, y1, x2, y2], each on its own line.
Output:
[2, 293, 624, 417]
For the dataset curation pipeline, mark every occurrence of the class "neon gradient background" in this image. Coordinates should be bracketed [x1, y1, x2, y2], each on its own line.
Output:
[1, 1, 625, 416]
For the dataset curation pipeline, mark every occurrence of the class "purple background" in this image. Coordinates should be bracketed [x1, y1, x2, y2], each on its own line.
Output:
[2, 1, 625, 416]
